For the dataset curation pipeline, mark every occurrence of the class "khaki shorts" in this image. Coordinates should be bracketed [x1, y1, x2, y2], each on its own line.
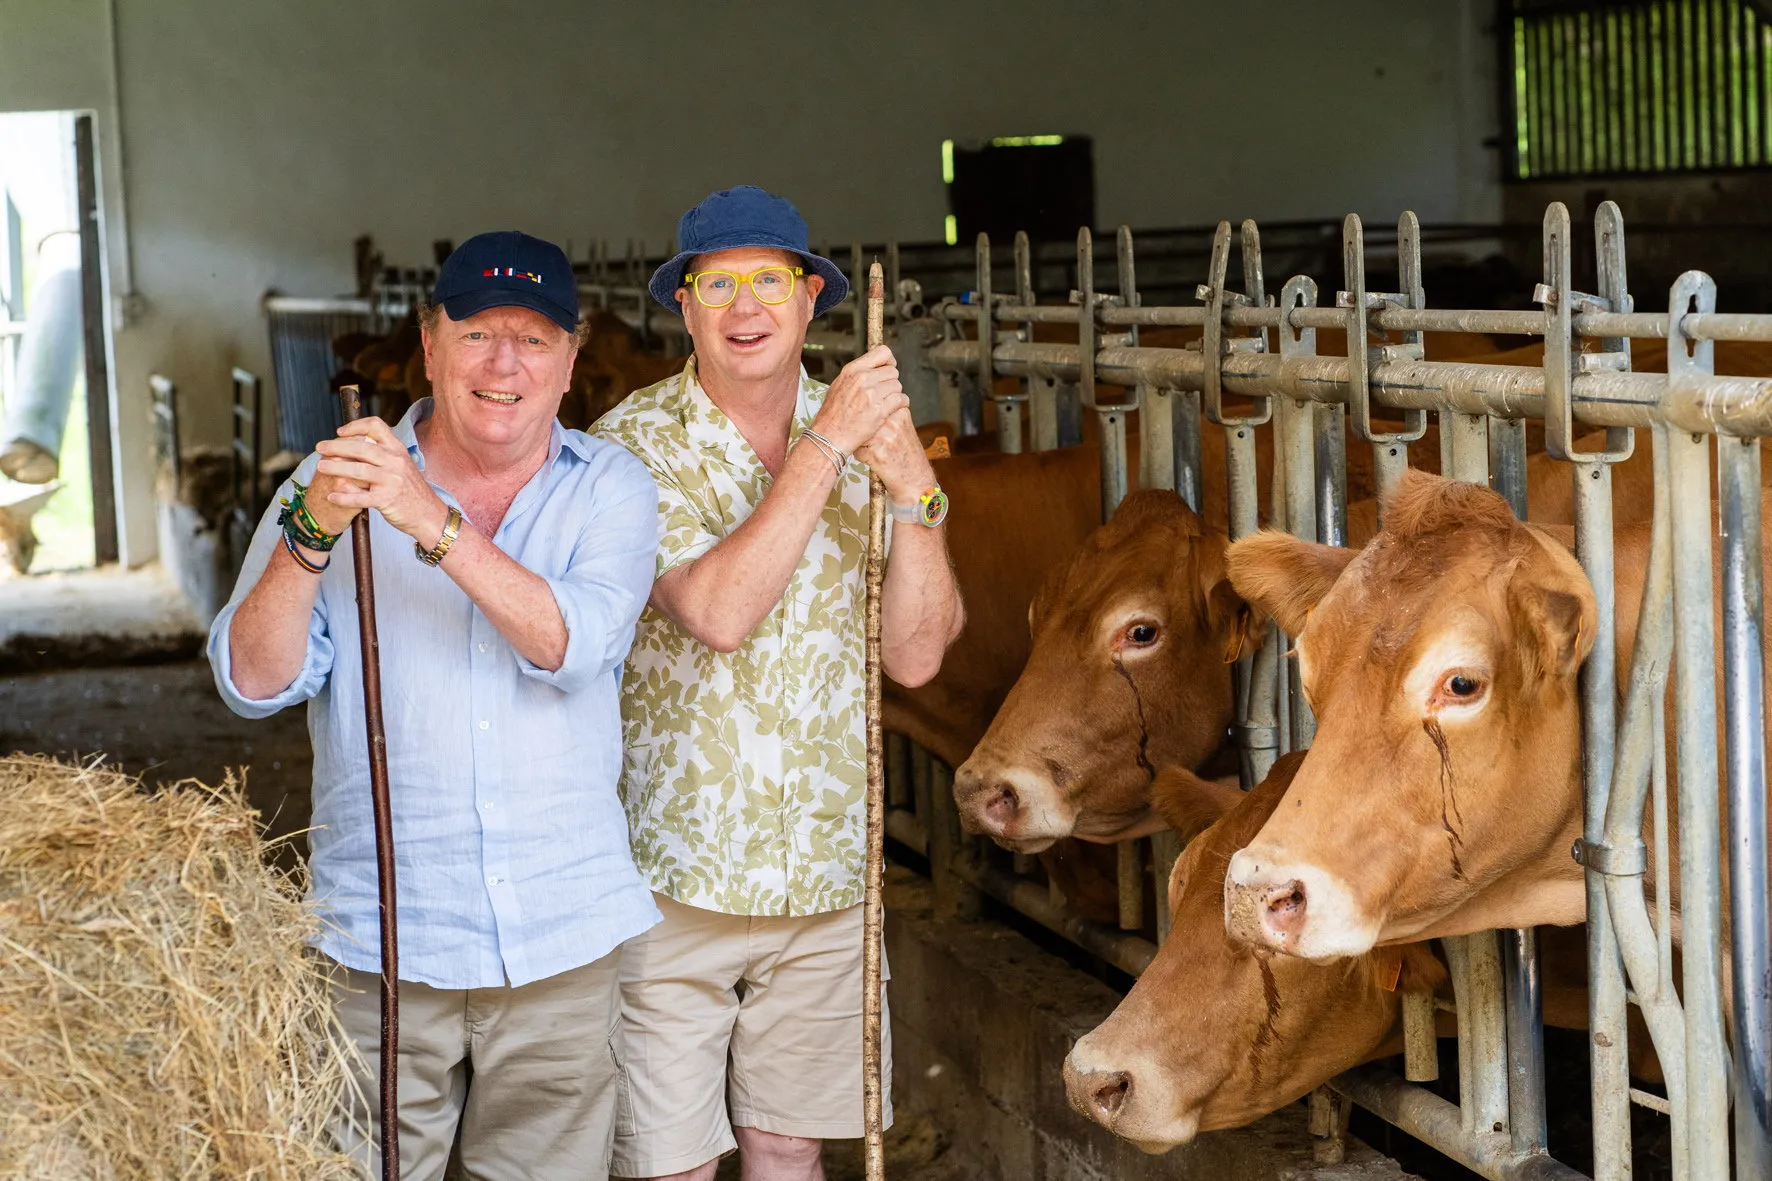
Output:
[610, 894, 893, 1177]
[329, 950, 623, 1181]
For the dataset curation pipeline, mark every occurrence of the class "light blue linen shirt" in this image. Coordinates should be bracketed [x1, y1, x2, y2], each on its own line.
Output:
[208, 399, 662, 989]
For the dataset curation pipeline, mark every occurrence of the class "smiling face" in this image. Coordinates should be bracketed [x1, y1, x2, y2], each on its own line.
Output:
[677, 247, 824, 389]
[421, 304, 576, 455]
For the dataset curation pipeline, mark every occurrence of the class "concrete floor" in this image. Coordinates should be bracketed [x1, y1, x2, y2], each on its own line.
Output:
[0, 565, 204, 671]
[0, 659, 313, 859]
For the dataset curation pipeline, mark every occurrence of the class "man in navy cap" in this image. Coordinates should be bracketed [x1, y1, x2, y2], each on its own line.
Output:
[208, 230, 661, 1179]
[594, 187, 964, 1179]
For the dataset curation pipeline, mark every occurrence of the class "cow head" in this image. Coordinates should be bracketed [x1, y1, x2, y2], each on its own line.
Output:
[1222, 471, 1595, 959]
[1065, 754, 1445, 1149]
[952, 490, 1246, 852]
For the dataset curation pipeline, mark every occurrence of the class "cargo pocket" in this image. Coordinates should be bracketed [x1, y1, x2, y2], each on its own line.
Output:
[609, 1013, 636, 1139]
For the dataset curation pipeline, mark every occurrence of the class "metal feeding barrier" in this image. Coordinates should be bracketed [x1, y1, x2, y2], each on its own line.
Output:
[875, 201, 1770, 1181]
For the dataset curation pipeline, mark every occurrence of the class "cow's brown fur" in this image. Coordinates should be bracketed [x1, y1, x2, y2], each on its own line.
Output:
[1065, 753, 1446, 1149]
[1226, 466, 1772, 953]
[951, 489, 1245, 850]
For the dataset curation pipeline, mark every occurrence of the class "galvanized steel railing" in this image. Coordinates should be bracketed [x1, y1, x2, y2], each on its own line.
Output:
[877, 200, 1771, 1181]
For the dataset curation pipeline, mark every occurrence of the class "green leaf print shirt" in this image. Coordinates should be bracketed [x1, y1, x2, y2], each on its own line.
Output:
[591, 358, 872, 916]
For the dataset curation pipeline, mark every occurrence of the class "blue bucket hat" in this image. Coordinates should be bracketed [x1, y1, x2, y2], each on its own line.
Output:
[432, 231, 579, 334]
[649, 186, 849, 319]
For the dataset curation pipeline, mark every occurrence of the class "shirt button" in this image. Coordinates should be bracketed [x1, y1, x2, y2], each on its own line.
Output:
[482, 801, 495, 811]
[487, 876, 503, 886]
[479, 720, 490, 730]
[478, 642, 489, 653]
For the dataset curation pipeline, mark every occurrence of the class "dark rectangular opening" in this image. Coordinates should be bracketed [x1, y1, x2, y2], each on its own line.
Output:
[945, 135, 1095, 244]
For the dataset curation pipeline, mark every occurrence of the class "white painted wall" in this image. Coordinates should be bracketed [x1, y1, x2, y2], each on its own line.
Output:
[0, 0, 1502, 566]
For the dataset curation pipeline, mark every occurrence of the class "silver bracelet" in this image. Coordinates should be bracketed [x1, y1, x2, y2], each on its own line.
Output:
[798, 429, 848, 478]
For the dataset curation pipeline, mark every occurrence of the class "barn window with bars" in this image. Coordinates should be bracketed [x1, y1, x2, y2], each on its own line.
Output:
[1508, 0, 1772, 178]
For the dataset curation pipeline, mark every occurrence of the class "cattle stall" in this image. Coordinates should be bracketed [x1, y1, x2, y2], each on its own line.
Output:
[867, 204, 1769, 1181]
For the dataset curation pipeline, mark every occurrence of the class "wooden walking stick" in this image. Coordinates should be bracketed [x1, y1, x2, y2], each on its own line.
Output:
[861, 263, 888, 1181]
[336, 384, 401, 1181]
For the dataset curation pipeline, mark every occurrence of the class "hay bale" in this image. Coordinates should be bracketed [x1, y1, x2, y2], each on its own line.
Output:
[0, 755, 361, 1178]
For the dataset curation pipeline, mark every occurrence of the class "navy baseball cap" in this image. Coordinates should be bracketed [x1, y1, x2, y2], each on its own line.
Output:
[649, 186, 849, 319]
[431, 231, 579, 334]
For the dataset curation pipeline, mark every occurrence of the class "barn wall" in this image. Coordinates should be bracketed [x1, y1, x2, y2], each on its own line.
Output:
[1504, 175, 1772, 311]
[1, 0, 1501, 566]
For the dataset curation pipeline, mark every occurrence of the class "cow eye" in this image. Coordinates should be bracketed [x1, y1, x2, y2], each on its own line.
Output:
[1124, 623, 1161, 647]
[1433, 671, 1487, 707]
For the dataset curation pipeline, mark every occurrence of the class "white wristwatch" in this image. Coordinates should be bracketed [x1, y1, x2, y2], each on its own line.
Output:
[889, 486, 949, 528]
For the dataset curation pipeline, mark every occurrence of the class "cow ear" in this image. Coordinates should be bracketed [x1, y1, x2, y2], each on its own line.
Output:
[1189, 530, 1250, 637]
[1150, 765, 1246, 845]
[1510, 583, 1595, 682]
[1225, 530, 1357, 637]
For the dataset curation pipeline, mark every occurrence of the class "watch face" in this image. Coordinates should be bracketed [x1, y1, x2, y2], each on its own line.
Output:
[921, 488, 949, 526]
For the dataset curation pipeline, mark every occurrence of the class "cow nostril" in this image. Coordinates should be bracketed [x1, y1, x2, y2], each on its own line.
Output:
[1262, 880, 1308, 934]
[983, 784, 1020, 828]
[1092, 1071, 1132, 1119]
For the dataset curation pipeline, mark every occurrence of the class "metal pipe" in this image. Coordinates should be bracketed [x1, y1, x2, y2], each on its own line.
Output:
[1573, 460, 1633, 1181]
[1403, 989, 1440, 1083]
[1598, 424, 1690, 1178]
[884, 808, 928, 856]
[949, 857, 1156, 977]
[1720, 431, 1772, 1179]
[1488, 418, 1529, 519]
[1456, 931, 1511, 1137]
[1444, 412, 1490, 483]
[1174, 390, 1203, 513]
[1332, 1067, 1590, 1181]
[1502, 929, 1546, 1155]
[1665, 271, 1731, 1180]
[336, 385, 400, 1181]
[1668, 427, 1732, 1180]
[1139, 386, 1175, 493]
[1098, 408, 1129, 519]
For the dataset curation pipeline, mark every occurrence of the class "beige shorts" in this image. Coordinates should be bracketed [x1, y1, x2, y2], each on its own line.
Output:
[329, 950, 623, 1181]
[610, 894, 893, 1177]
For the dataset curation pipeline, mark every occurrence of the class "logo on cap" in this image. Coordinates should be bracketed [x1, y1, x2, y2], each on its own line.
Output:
[482, 268, 543, 284]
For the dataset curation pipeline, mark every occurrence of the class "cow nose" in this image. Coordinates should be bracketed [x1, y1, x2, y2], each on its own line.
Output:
[1225, 853, 1309, 950]
[1064, 1054, 1136, 1129]
[1261, 880, 1308, 940]
[983, 783, 1021, 831]
[1091, 1070, 1132, 1119]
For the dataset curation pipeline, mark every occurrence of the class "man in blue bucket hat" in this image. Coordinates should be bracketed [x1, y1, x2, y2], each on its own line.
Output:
[594, 187, 966, 1179]
[211, 230, 661, 1179]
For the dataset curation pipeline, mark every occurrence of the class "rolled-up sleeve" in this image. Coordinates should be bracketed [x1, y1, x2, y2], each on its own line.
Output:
[206, 465, 335, 718]
[518, 451, 660, 693]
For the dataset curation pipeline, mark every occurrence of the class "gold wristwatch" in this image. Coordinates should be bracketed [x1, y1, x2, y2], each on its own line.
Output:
[416, 506, 464, 566]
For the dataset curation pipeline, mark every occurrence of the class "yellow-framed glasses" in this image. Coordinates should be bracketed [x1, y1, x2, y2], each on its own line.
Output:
[682, 265, 803, 308]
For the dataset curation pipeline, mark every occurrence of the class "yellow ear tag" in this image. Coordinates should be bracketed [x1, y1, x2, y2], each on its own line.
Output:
[1375, 945, 1404, 992]
[923, 436, 951, 461]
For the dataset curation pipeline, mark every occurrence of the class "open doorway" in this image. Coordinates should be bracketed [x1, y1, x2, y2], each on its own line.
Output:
[0, 110, 117, 577]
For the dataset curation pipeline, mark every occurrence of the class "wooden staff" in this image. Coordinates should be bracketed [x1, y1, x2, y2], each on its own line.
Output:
[336, 384, 401, 1181]
[861, 263, 888, 1181]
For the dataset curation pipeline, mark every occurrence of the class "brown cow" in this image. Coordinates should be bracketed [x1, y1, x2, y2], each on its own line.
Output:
[1220, 469, 1772, 959]
[950, 489, 1246, 852]
[1063, 751, 1648, 1150]
[948, 411, 1755, 854]
[1063, 753, 1446, 1150]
